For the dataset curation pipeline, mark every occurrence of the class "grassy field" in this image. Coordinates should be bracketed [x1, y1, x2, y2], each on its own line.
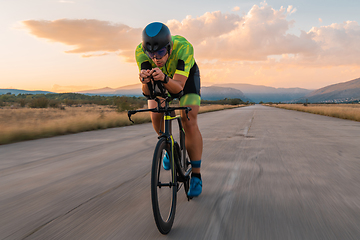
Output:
[270, 104, 360, 122]
[0, 104, 242, 145]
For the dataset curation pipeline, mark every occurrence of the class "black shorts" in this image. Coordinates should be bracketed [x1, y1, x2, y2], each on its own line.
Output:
[183, 62, 201, 96]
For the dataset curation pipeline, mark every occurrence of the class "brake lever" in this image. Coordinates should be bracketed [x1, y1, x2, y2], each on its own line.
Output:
[185, 108, 190, 121]
[128, 111, 135, 123]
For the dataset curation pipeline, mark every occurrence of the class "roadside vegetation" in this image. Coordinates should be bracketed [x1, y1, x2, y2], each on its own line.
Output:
[268, 103, 360, 122]
[0, 93, 248, 145]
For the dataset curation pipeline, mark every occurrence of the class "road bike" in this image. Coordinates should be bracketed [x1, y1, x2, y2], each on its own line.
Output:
[128, 80, 192, 234]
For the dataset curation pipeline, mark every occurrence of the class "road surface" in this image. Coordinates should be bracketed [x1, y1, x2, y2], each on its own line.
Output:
[1, 105, 360, 239]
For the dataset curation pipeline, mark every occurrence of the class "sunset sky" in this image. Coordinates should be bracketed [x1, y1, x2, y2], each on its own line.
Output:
[1, 0, 360, 92]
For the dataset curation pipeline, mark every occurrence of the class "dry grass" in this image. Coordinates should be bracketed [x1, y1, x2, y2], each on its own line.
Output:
[198, 104, 242, 113]
[271, 104, 360, 122]
[0, 104, 242, 145]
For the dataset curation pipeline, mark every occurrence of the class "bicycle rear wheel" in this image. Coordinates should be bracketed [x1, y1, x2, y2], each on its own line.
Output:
[151, 138, 177, 234]
[179, 128, 192, 196]
[174, 141, 190, 195]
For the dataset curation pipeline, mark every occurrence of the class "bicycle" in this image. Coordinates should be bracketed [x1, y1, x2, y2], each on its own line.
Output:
[128, 80, 192, 234]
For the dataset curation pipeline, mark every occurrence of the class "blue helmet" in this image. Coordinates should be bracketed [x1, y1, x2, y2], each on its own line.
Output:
[142, 22, 172, 53]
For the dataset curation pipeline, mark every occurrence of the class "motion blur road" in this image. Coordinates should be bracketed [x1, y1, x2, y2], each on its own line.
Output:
[1, 105, 360, 240]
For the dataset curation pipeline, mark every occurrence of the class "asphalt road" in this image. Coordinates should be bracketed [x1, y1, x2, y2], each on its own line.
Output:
[1, 105, 360, 240]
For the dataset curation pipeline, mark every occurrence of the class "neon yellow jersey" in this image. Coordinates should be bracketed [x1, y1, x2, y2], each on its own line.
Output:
[135, 35, 195, 78]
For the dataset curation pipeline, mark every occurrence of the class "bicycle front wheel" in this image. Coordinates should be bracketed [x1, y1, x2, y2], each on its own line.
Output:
[151, 138, 177, 234]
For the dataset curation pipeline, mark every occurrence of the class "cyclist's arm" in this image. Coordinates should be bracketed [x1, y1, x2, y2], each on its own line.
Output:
[163, 74, 186, 93]
[162, 42, 194, 94]
[136, 45, 153, 96]
[150, 68, 186, 94]
[142, 81, 150, 96]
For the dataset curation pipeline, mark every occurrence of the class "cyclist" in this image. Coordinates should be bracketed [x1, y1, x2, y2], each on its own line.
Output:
[136, 22, 203, 197]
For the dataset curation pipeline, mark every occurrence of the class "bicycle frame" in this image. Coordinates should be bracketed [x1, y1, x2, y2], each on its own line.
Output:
[163, 112, 192, 184]
[128, 92, 192, 184]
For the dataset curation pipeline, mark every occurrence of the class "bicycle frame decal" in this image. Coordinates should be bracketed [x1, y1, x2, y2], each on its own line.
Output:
[164, 115, 180, 121]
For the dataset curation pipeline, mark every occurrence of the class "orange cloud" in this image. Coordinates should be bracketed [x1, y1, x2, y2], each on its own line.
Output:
[82, 53, 109, 58]
[58, 0, 75, 3]
[194, 4, 318, 61]
[306, 21, 360, 66]
[21, 3, 360, 68]
[22, 19, 141, 61]
[166, 11, 242, 45]
[286, 5, 297, 15]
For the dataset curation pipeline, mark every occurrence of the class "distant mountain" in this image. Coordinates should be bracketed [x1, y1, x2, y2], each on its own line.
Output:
[212, 83, 312, 103]
[292, 77, 360, 103]
[77, 84, 143, 97]
[113, 84, 142, 96]
[77, 83, 311, 103]
[201, 86, 251, 102]
[0, 89, 53, 95]
[78, 85, 251, 101]
[78, 87, 117, 95]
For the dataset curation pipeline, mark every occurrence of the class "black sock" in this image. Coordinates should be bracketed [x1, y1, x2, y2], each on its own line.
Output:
[192, 173, 201, 180]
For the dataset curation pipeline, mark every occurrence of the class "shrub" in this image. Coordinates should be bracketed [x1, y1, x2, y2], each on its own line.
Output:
[115, 96, 132, 112]
[303, 99, 309, 106]
[114, 96, 146, 112]
[230, 98, 242, 105]
[64, 99, 76, 106]
[29, 97, 49, 108]
[18, 99, 27, 108]
[49, 100, 60, 108]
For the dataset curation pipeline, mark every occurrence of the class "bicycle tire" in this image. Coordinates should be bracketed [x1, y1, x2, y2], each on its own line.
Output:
[151, 138, 177, 234]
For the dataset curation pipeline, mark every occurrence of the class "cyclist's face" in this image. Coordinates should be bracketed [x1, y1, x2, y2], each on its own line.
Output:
[152, 54, 168, 67]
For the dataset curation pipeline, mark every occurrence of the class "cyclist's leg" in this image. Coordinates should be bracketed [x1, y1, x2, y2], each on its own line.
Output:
[148, 99, 164, 135]
[180, 96, 203, 173]
[148, 98, 171, 170]
[180, 62, 203, 173]
[180, 95, 203, 197]
[180, 63, 203, 197]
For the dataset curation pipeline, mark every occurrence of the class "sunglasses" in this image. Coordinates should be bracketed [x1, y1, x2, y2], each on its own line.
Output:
[145, 45, 169, 60]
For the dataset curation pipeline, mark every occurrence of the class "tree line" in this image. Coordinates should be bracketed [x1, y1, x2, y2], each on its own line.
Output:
[0, 92, 247, 111]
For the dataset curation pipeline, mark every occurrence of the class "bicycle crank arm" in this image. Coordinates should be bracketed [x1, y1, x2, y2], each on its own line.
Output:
[158, 182, 177, 188]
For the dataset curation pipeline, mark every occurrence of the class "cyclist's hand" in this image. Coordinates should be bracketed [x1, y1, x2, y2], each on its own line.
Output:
[139, 70, 151, 84]
[150, 68, 165, 82]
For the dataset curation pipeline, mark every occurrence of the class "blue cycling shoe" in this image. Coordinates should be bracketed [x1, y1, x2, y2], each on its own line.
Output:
[162, 152, 170, 171]
[187, 176, 202, 197]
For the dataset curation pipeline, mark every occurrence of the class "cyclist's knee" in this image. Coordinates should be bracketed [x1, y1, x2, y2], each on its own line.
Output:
[150, 112, 164, 135]
[182, 115, 199, 135]
[150, 112, 163, 121]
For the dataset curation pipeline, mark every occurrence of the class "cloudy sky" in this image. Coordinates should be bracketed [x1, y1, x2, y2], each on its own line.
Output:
[1, 0, 360, 92]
